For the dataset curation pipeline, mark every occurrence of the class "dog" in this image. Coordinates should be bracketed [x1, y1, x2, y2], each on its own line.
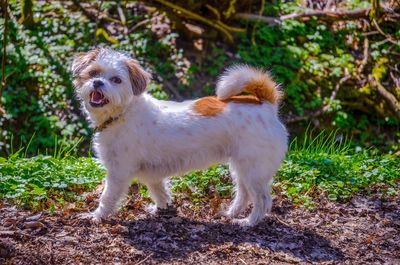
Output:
[72, 48, 288, 226]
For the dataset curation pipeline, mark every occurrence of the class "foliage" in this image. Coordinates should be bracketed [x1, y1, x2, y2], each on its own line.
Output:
[1, 1, 399, 156]
[236, 1, 400, 144]
[0, 1, 181, 155]
[171, 166, 233, 203]
[0, 149, 105, 210]
[276, 130, 400, 207]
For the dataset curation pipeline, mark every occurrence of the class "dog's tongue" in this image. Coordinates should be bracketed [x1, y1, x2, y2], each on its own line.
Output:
[91, 91, 104, 103]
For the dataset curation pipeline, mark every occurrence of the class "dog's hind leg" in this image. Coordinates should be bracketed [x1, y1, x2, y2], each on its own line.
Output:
[223, 162, 250, 218]
[144, 179, 172, 213]
[232, 162, 274, 227]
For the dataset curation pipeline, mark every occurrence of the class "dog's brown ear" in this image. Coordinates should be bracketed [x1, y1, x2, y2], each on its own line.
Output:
[71, 48, 101, 77]
[125, 59, 151, 96]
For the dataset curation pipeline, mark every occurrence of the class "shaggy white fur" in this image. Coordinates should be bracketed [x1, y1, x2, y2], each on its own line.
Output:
[72, 48, 288, 226]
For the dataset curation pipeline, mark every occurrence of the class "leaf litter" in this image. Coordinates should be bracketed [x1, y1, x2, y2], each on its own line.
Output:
[0, 190, 399, 264]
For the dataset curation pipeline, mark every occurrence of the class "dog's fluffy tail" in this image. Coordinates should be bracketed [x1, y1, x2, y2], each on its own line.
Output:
[216, 65, 282, 105]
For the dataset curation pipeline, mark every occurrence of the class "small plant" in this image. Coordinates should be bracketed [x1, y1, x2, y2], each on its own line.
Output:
[0, 141, 105, 210]
[171, 166, 233, 202]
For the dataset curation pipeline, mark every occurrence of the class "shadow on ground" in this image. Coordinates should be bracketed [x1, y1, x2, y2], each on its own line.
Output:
[122, 209, 343, 263]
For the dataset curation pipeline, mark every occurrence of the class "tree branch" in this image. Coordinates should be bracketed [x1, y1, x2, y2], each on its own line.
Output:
[373, 78, 400, 119]
[71, 0, 120, 24]
[235, 7, 399, 25]
[152, 0, 246, 43]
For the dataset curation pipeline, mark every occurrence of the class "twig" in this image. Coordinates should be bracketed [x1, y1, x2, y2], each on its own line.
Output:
[373, 78, 400, 119]
[234, 13, 280, 26]
[205, 4, 220, 20]
[322, 69, 351, 112]
[286, 69, 351, 124]
[136, 253, 153, 265]
[362, 31, 379, 36]
[163, 80, 183, 101]
[128, 19, 150, 34]
[117, 3, 128, 35]
[358, 37, 369, 76]
[390, 71, 400, 91]
[274, 215, 292, 227]
[235, 7, 398, 25]
[372, 18, 399, 45]
[238, 257, 247, 265]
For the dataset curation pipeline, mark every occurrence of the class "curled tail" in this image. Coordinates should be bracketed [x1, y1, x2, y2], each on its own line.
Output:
[216, 65, 282, 105]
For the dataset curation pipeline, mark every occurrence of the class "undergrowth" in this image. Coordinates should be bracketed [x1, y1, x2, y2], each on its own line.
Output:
[0, 132, 398, 210]
[0, 141, 105, 210]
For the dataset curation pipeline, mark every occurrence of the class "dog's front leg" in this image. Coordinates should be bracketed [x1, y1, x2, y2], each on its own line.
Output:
[93, 175, 132, 220]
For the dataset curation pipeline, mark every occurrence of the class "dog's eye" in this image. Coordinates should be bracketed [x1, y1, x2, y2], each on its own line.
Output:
[89, 70, 98, 77]
[110, 76, 122, 84]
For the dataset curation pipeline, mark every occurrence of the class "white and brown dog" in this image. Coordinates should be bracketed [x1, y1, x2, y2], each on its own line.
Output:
[72, 48, 288, 226]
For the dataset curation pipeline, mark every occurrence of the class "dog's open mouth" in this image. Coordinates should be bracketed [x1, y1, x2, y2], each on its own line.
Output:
[89, 91, 109, 107]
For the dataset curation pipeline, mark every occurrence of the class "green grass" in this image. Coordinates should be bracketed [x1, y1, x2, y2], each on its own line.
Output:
[0, 132, 399, 210]
[276, 131, 399, 207]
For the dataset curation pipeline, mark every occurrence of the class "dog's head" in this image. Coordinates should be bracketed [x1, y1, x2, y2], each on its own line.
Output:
[71, 48, 150, 115]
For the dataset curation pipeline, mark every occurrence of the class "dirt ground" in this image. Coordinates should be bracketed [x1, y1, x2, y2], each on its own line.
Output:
[1, 191, 399, 265]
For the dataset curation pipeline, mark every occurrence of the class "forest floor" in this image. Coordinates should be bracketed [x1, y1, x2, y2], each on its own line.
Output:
[0, 189, 399, 265]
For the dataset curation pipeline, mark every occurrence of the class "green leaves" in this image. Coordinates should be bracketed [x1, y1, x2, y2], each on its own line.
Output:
[0, 154, 105, 209]
[277, 148, 399, 204]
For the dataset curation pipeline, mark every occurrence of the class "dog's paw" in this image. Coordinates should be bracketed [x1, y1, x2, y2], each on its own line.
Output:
[232, 218, 256, 228]
[218, 209, 238, 218]
[77, 212, 103, 224]
[145, 204, 176, 216]
[145, 204, 158, 215]
[215, 209, 230, 219]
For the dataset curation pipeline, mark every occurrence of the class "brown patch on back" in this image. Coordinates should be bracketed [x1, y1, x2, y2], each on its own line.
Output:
[193, 95, 263, 117]
[193, 97, 227, 117]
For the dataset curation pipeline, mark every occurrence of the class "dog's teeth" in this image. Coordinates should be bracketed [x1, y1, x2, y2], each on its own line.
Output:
[91, 92, 104, 103]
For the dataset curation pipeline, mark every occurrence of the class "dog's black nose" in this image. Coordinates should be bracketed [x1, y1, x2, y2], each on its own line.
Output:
[93, 80, 104, 89]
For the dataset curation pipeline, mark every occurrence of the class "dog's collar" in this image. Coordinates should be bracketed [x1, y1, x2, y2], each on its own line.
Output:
[94, 114, 123, 133]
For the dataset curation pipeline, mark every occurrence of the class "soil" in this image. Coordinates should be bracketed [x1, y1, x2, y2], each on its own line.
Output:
[1, 191, 399, 265]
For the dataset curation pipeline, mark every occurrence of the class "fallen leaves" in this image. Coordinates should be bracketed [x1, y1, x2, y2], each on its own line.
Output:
[0, 193, 399, 264]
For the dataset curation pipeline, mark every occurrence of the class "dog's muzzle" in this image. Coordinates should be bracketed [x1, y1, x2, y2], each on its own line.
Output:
[89, 84, 109, 108]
